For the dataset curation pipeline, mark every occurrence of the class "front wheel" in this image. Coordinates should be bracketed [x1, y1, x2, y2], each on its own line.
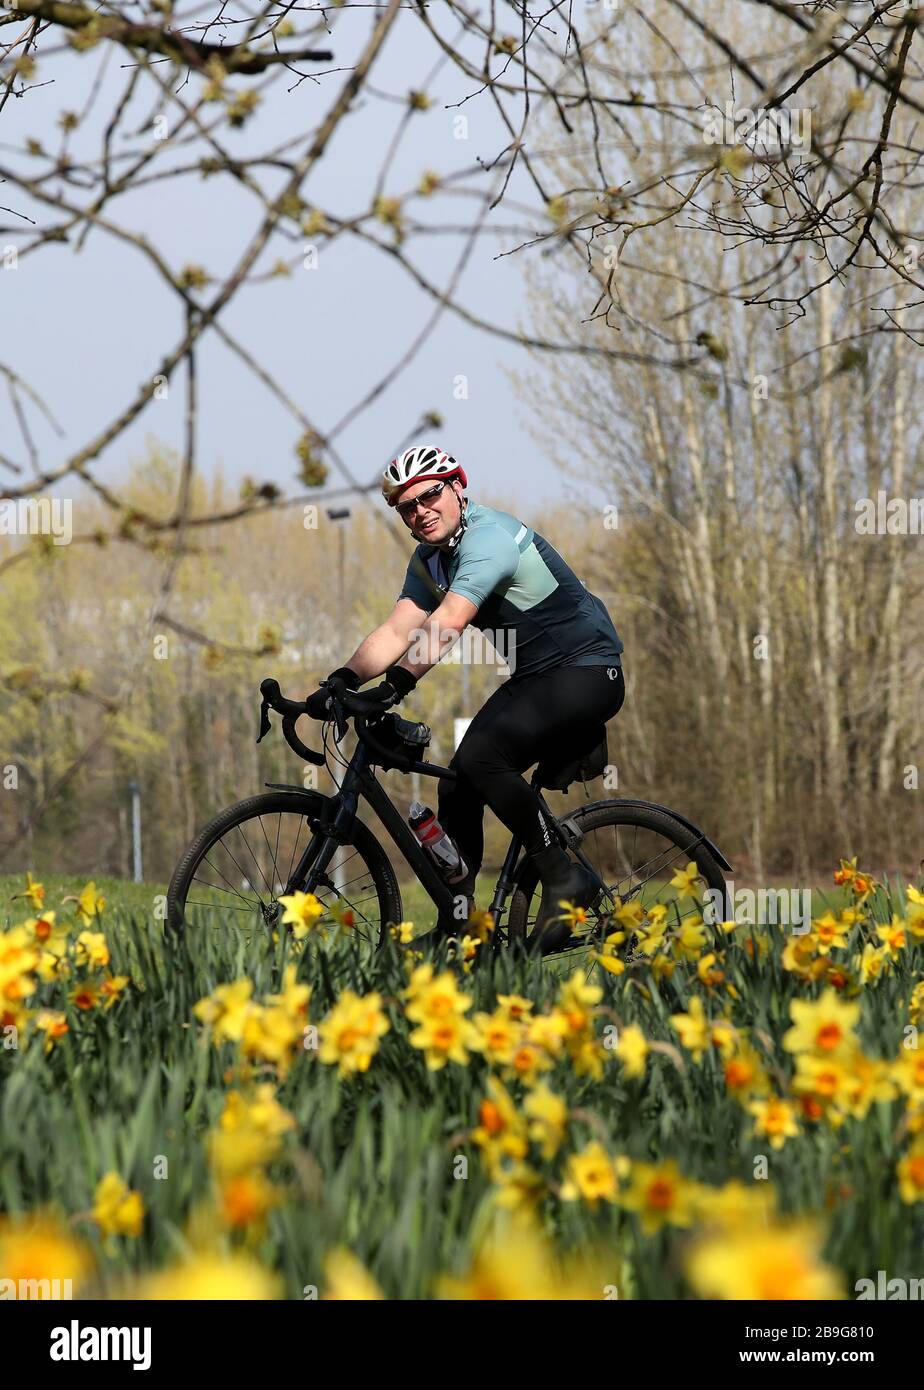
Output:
[507, 799, 729, 954]
[166, 791, 402, 945]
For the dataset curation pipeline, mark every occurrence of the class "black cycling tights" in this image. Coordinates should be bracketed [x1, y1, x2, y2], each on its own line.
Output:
[437, 662, 626, 880]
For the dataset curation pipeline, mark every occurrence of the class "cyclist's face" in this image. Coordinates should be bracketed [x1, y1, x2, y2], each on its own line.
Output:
[397, 478, 463, 544]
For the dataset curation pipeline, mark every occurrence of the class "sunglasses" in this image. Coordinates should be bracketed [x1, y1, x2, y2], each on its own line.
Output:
[395, 480, 448, 520]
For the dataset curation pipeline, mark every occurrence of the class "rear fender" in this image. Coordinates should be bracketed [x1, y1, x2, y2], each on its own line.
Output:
[561, 797, 733, 873]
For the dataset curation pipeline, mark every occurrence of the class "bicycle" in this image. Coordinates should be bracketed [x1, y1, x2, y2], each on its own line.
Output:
[166, 677, 733, 955]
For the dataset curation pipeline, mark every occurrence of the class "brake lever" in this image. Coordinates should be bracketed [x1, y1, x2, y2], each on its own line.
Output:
[256, 698, 272, 744]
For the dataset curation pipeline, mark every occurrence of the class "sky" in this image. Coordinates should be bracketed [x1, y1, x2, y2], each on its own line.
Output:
[0, 3, 612, 516]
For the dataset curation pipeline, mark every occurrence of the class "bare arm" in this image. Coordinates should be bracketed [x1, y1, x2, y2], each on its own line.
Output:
[309, 592, 478, 699]
[338, 598, 432, 684]
[391, 592, 478, 682]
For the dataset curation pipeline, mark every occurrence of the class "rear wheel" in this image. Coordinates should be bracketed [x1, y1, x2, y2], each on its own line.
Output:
[167, 791, 402, 945]
[506, 799, 729, 955]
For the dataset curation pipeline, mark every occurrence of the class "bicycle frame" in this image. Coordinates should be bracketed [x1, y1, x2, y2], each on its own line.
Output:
[266, 734, 575, 936]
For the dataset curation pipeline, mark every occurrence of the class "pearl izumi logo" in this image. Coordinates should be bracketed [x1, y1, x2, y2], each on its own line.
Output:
[49, 1320, 152, 1371]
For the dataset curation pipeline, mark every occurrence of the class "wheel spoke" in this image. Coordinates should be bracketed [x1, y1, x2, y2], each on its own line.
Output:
[172, 800, 389, 943]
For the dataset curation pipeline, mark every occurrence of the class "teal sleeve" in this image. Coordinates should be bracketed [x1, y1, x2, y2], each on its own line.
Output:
[398, 559, 439, 613]
[448, 526, 520, 608]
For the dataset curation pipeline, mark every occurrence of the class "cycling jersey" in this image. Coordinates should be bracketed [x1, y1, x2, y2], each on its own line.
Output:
[397, 501, 623, 680]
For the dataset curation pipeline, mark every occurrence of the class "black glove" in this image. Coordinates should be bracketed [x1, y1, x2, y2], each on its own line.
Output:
[305, 667, 360, 719]
[353, 664, 418, 714]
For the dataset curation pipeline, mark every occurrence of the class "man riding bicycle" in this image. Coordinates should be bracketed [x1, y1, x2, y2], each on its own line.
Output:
[306, 445, 626, 953]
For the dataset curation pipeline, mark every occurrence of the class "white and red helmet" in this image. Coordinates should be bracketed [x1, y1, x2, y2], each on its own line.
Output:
[381, 445, 467, 505]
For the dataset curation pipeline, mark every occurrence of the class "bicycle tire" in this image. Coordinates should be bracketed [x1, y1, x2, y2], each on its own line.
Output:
[506, 798, 730, 949]
[166, 790, 403, 945]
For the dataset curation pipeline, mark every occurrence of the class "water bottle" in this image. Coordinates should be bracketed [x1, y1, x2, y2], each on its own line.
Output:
[408, 802, 469, 884]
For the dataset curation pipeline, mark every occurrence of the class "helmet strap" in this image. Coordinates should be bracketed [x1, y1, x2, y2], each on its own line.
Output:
[442, 491, 468, 550]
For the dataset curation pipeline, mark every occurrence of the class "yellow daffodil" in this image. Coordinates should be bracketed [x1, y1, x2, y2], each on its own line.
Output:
[909, 980, 924, 1025]
[466, 909, 496, 942]
[504, 1040, 552, 1087]
[23, 911, 58, 946]
[70, 981, 100, 1012]
[669, 862, 701, 898]
[876, 916, 907, 959]
[458, 934, 482, 971]
[613, 897, 645, 930]
[557, 974, 602, 1033]
[791, 1054, 851, 1114]
[134, 1253, 282, 1300]
[403, 967, 471, 1025]
[98, 973, 130, 1009]
[782, 933, 819, 979]
[897, 1143, 924, 1204]
[840, 1053, 897, 1120]
[209, 1086, 295, 1179]
[318, 990, 389, 1078]
[523, 1085, 568, 1160]
[722, 1040, 770, 1099]
[265, 963, 311, 1022]
[569, 1033, 609, 1081]
[560, 1140, 620, 1207]
[471, 1077, 529, 1175]
[64, 881, 105, 926]
[74, 930, 110, 970]
[11, 872, 45, 912]
[526, 1010, 570, 1057]
[470, 1008, 523, 1066]
[0, 1210, 94, 1294]
[614, 1024, 649, 1078]
[492, 1161, 546, 1215]
[696, 1179, 776, 1230]
[810, 911, 848, 955]
[670, 995, 710, 1063]
[686, 1221, 843, 1299]
[698, 951, 726, 989]
[409, 1012, 475, 1070]
[92, 1172, 145, 1238]
[219, 1171, 277, 1231]
[389, 920, 415, 944]
[437, 1220, 607, 1300]
[620, 1159, 699, 1233]
[496, 993, 533, 1021]
[323, 1248, 384, 1300]
[194, 979, 255, 1044]
[593, 928, 627, 975]
[892, 1048, 924, 1104]
[854, 941, 891, 985]
[673, 915, 708, 961]
[277, 890, 325, 939]
[33, 1008, 69, 1053]
[748, 1096, 799, 1150]
[241, 1003, 302, 1075]
[782, 990, 860, 1060]
[651, 954, 676, 982]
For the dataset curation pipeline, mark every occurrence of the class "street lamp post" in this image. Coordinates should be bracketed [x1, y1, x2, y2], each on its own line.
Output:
[128, 780, 142, 883]
[325, 508, 351, 894]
